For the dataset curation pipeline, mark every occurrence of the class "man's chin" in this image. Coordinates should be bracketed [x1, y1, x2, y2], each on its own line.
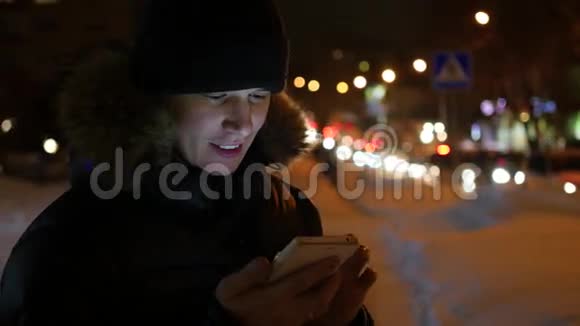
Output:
[200, 161, 240, 176]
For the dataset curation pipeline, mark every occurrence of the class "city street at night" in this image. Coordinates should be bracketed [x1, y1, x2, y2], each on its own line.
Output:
[2, 157, 580, 325]
[2, 0, 580, 325]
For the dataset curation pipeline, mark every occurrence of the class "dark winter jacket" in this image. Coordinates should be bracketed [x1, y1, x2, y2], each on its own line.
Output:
[0, 52, 373, 325]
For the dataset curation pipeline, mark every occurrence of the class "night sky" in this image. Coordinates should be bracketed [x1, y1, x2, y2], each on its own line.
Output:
[2, 0, 580, 143]
[277, 0, 577, 50]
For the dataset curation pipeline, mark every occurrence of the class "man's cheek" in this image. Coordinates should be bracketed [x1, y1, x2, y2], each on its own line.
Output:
[254, 112, 268, 131]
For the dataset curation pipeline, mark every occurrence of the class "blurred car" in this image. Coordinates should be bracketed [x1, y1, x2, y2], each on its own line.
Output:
[430, 148, 529, 186]
[559, 171, 579, 195]
[546, 150, 580, 195]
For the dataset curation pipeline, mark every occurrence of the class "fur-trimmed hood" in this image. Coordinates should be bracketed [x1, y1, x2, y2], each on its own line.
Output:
[59, 50, 310, 173]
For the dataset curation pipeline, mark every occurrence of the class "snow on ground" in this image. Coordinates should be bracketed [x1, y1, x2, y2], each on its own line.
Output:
[291, 158, 580, 326]
[1, 158, 580, 325]
[0, 177, 68, 270]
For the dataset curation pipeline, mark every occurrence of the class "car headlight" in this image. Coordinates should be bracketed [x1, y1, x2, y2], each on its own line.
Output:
[353, 151, 366, 167]
[491, 168, 510, 184]
[408, 164, 427, 179]
[322, 137, 336, 150]
[564, 182, 577, 195]
[335, 145, 353, 161]
[462, 169, 477, 183]
[514, 171, 526, 185]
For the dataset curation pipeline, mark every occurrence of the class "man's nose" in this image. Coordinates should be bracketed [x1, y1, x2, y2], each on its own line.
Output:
[222, 96, 253, 138]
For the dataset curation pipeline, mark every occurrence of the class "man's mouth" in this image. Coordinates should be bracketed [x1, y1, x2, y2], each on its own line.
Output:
[216, 144, 241, 150]
[210, 143, 244, 158]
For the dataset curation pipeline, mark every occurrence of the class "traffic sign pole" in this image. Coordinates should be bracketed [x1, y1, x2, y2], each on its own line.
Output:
[438, 92, 447, 127]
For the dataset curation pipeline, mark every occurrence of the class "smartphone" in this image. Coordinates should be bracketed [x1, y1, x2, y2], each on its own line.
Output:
[268, 235, 360, 283]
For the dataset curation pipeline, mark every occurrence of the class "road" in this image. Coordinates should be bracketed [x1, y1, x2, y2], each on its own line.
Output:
[1, 157, 580, 325]
[290, 158, 580, 326]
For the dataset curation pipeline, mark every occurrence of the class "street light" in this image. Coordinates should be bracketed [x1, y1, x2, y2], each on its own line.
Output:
[43, 138, 59, 155]
[381, 69, 396, 83]
[413, 59, 427, 73]
[308, 80, 320, 92]
[336, 82, 349, 94]
[293, 76, 306, 88]
[353, 76, 367, 89]
[475, 11, 490, 25]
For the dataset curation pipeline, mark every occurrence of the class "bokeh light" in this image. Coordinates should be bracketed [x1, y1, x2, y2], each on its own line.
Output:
[420, 130, 434, 144]
[436, 144, 451, 156]
[381, 69, 396, 83]
[353, 76, 367, 89]
[564, 182, 577, 194]
[475, 11, 490, 25]
[359, 61, 370, 72]
[514, 171, 526, 185]
[1, 119, 13, 133]
[43, 138, 59, 154]
[481, 100, 495, 116]
[520, 112, 530, 123]
[308, 80, 320, 92]
[413, 59, 427, 73]
[293, 76, 306, 88]
[336, 82, 349, 94]
[322, 137, 336, 150]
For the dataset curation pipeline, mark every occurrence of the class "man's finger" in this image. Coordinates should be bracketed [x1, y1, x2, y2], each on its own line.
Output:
[350, 267, 378, 299]
[216, 257, 272, 301]
[332, 267, 378, 324]
[341, 246, 370, 279]
[268, 256, 340, 297]
[359, 266, 378, 289]
[297, 272, 342, 321]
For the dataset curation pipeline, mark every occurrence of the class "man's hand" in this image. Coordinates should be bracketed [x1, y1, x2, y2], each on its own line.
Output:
[309, 246, 377, 326]
[215, 256, 343, 326]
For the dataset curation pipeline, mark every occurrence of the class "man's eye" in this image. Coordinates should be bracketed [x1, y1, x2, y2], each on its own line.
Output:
[250, 93, 269, 100]
[205, 94, 226, 100]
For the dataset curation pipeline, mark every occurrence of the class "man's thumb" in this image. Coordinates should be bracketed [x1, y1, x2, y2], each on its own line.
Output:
[216, 257, 272, 300]
[240, 257, 272, 284]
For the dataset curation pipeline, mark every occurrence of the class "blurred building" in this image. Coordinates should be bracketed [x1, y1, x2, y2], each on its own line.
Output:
[279, 0, 580, 145]
[2, 0, 580, 152]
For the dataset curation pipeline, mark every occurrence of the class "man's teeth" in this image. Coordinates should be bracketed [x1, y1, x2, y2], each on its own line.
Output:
[218, 145, 240, 150]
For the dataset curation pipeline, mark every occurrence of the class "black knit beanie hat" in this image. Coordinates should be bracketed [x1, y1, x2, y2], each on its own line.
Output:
[130, 1, 289, 95]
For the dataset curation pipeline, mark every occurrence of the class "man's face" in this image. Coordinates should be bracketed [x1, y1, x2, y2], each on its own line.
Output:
[171, 88, 271, 174]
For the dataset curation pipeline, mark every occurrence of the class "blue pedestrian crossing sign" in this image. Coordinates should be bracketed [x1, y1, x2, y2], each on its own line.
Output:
[432, 52, 473, 90]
